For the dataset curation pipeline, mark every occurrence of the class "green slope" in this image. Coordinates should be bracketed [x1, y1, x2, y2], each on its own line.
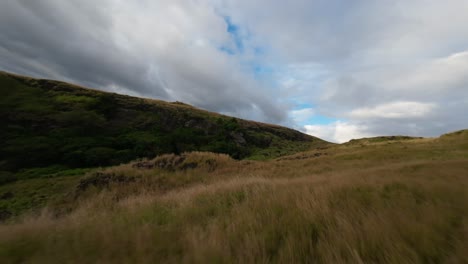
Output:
[0, 129, 467, 262]
[0, 71, 328, 175]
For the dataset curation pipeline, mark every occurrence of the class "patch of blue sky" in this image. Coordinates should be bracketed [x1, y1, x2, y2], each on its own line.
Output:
[306, 115, 338, 125]
[253, 46, 267, 56]
[252, 63, 274, 76]
[289, 100, 337, 126]
[223, 16, 245, 53]
[219, 15, 276, 82]
[218, 45, 236, 55]
[233, 59, 277, 80]
[292, 111, 338, 126]
[292, 102, 314, 110]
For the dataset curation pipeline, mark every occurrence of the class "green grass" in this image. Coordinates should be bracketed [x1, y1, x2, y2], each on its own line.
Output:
[248, 140, 319, 160]
[0, 176, 81, 220]
[0, 131, 467, 262]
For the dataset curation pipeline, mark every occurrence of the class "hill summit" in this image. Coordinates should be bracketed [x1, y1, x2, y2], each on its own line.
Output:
[0, 71, 328, 173]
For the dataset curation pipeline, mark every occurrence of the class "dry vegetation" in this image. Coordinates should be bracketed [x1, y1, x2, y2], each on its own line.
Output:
[0, 131, 467, 263]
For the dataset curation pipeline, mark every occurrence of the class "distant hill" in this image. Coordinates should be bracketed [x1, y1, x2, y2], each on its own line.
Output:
[0, 71, 329, 173]
[345, 136, 423, 145]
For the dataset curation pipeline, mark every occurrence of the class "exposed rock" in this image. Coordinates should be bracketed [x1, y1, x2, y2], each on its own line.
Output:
[133, 155, 187, 171]
[184, 119, 197, 128]
[155, 155, 186, 170]
[230, 131, 247, 145]
[132, 161, 155, 169]
[204, 159, 218, 172]
[132, 153, 223, 172]
[77, 172, 136, 192]
[180, 162, 198, 170]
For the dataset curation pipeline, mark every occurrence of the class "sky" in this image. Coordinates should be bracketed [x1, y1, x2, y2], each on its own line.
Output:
[1, 0, 467, 142]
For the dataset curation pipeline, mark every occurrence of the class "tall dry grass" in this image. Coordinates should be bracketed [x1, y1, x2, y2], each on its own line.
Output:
[1, 136, 467, 263]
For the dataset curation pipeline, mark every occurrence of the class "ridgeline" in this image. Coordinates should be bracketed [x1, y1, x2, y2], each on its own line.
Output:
[0, 71, 328, 176]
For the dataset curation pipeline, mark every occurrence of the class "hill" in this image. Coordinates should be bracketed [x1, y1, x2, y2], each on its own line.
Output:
[0, 129, 467, 263]
[0, 71, 328, 176]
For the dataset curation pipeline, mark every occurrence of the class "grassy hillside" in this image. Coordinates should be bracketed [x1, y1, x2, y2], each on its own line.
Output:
[0, 130, 467, 263]
[0, 71, 327, 177]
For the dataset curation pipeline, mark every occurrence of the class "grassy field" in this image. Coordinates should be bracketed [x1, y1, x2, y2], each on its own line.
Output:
[0, 130, 467, 263]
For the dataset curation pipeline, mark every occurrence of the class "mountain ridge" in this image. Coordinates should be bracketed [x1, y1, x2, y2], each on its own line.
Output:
[0, 70, 329, 173]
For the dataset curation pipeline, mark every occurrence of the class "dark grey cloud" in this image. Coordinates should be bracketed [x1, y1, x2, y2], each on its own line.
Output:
[0, 1, 168, 98]
[0, 0, 287, 123]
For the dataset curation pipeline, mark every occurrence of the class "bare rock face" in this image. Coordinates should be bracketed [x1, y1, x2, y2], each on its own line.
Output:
[184, 119, 218, 135]
[76, 172, 136, 192]
[132, 153, 221, 172]
[132, 154, 197, 171]
[230, 131, 247, 146]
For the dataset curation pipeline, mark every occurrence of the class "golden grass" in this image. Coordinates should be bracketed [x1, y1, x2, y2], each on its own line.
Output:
[1, 135, 467, 263]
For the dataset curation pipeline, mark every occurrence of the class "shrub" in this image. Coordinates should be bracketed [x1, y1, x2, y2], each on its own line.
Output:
[0, 171, 17, 185]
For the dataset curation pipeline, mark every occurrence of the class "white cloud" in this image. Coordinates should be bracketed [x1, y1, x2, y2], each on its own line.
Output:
[290, 108, 315, 124]
[390, 51, 468, 97]
[304, 121, 374, 143]
[349, 101, 436, 119]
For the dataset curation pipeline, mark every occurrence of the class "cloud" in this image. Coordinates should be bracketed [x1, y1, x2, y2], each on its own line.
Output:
[290, 108, 315, 124]
[0, 0, 287, 123]
[349, 101, 436, 119]
[304, 121, 373, 143]
[1, 0, 467, 139]
[313, 50, 468, 137]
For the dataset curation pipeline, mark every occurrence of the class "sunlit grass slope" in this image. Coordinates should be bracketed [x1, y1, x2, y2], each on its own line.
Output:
[0, 130, 467, 263]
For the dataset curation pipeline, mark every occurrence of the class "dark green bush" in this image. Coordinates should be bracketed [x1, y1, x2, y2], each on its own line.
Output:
[0, 171, 17, 185]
